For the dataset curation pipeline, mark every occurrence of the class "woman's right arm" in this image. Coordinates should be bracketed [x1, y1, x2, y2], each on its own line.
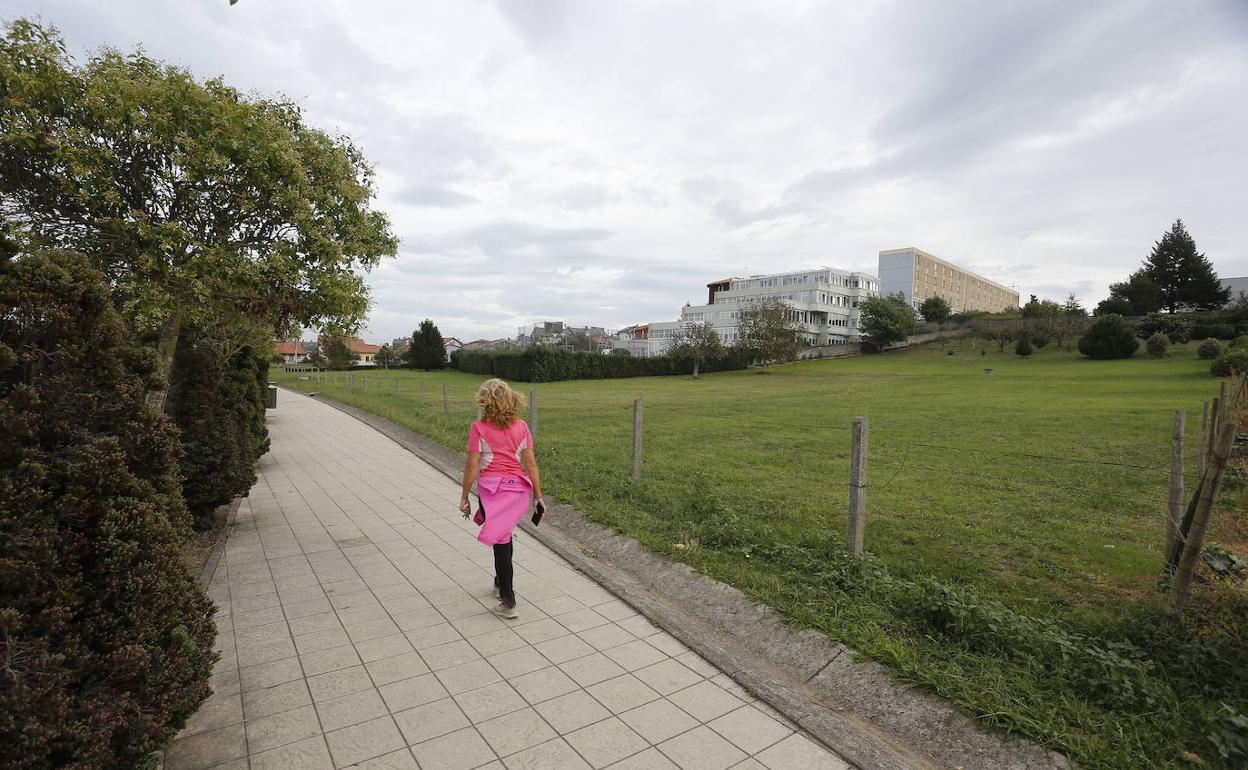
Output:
[521, 448, 542, 501]
[460, 452, 480, 516]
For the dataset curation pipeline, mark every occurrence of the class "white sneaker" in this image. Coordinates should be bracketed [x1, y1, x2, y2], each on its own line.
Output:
[491, 601, 518, 620]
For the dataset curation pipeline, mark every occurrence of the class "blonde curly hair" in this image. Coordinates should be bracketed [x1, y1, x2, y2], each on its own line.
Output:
[475, 378, 522, 429]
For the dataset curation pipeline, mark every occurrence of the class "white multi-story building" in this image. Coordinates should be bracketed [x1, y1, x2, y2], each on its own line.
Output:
[616, 267, 879, 356]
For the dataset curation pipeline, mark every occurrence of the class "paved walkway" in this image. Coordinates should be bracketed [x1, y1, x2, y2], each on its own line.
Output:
[164, 389, 851, 770]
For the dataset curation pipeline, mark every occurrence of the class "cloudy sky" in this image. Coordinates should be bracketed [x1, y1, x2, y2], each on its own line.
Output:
[6, 1, 1248, 343]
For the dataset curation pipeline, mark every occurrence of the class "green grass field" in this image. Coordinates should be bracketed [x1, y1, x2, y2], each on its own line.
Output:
[273, 338, 1247, 769]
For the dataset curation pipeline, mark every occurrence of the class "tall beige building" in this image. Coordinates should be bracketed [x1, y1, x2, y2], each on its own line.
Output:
[878, 247, 1018, 314]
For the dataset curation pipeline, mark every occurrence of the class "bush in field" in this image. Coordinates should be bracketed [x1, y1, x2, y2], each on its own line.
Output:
[1146, 333, 1170, 358]
[1078, 314, 1140, 360]
[1137, 313, 1192, 343]
[1015, 334, 1033, 357]
[1198, 339, 1225, 359]
[1211, 351, 1248, 377]
[1191, 323, 1236, 340]
[1231, 335, 1248, 351]
[168, 324, 271, 529]
[0, 248, 216, 768]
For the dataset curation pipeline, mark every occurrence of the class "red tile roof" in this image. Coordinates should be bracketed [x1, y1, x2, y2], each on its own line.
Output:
[347, 337, 381, 354]
[275, 341, 305, 355]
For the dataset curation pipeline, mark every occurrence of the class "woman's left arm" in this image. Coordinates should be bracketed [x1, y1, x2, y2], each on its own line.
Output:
[520, 448, 542, 501]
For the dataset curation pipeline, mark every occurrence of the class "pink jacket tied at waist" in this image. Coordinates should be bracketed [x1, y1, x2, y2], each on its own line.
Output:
[476, 474, 532, 546]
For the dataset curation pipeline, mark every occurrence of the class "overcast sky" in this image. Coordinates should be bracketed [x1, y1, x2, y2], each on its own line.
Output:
[6, 1, 1248, 343]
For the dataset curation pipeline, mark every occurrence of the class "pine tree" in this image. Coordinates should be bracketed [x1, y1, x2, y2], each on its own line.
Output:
[1142, 220, 1230, 313]
[407, 319, 447, 370]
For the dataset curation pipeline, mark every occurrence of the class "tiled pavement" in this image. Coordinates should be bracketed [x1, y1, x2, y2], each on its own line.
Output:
[164, 389, 852, 770]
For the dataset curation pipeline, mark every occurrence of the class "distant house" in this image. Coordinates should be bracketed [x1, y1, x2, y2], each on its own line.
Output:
[275, 341, 307, 364]
[443, 337, 463, 357]
[391, 337, 411, 356]
[461, 338, 514, 352]
[347, 337, 381, 366]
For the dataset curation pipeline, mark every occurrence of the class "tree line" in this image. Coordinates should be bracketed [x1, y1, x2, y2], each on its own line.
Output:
[0, 19, 394, 768]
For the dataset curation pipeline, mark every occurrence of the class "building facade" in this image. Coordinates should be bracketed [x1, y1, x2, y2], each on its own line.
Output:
[1221, 276, 1248, 305]
[878, 247, 1018, 313]
[617, 267, 879, 356]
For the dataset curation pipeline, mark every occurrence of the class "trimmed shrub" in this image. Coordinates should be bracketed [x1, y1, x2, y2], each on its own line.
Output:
[1190, 322, 1236, 340]
[453, 345, 752, 382]
[1231, 335, 1248, 351]
[1078, 314, 1140, 360]
[168, 324, 271, 530]
[1146, 333, 1169, 358]
[1198, 338, 1224, 359]
[1211, 351, 1248, 377]
[0, 249, 216, 767]
[1137, 313, 1192, 343]
[1015, 335, 1033, 357]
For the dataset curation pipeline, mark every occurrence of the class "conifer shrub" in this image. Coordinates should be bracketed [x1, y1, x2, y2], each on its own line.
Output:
[0, 249, 216, 768]
[1198, 338, 1225, 360]
[168, 324, 270, 529]
[1078, 314, 1140, 360]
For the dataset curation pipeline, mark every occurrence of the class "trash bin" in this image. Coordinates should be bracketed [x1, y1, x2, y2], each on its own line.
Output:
[267, 385, 277, 409]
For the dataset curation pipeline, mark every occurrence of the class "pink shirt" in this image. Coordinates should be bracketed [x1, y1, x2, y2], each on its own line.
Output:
[468, 419, 533, 480]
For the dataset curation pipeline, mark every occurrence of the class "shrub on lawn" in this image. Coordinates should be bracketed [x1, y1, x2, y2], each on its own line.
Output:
[1211, 351, 1248, 377]
[1146, 333, 1170, 358]
[1198, 339, 1225, 359]
[453, 345, 752, 382]
[1230, 335, 1248, 351]
[1137, 313, 1192, 343]
[1015, 334, 1033, 357]
[1079, 314, 1140, 359]
[167, 323, 271, 529]
[0, 249, 216, 768]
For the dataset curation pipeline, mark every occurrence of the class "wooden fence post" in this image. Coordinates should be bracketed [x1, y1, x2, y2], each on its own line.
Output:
[848, 417, 869, 555]
[1165, 410, 1185, 562]
[442, 383, 449, 414]
[1171, 422, 1237, 607]
[631, 397, 644, 481]
[529, 389, 538, 443]
[1199, 401, 1210, 478]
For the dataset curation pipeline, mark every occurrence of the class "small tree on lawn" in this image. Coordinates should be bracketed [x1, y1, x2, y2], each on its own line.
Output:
[1015, 334, 1033, 357]
[407, 319, 447, 370]
[376, 343, 396, 369]
[737, 298, 802, 370]
[1078, 314, 1140, 359]
[1197, 339, 1224, 360]
[860, 293, 919, 352]
[668, 321, 724, 379]
[1146, 333, 1170, 358]
[324, 335, 358, 370]
[919, 295, 952, 324]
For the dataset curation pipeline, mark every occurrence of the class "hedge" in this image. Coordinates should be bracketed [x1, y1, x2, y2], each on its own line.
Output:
[0, 249, 216, 768]
[168, 324, 271, 530]
[452, 345, 753, 382]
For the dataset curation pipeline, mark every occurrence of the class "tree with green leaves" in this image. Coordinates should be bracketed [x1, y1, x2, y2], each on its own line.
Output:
[324, 336, 358, 370]
[1140, 220, 1229, 313]
[1021, 295, 1063, 319]
[407, 319, 447, 370]
[919, 295, 952, 323]
[737, 298, 802, 369]
[0, 19, 397, 407]
[1096, 270, 1164, 316]
[376, 343, 396, 369]
[1063, 293, 1087, 317]
[860, 293, 918, 352]
[668, 321, 724, 379]
[306, 344, 326, 368]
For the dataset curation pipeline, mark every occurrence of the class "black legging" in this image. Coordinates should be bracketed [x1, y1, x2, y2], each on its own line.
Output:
[493, 540, 515, 605]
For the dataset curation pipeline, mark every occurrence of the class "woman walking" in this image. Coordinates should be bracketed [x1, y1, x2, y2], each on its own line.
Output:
[460, 379, 544, 619]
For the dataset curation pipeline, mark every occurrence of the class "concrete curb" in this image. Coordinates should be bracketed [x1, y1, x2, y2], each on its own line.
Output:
[291, 387, 1072, 770]
[198, 498, 243, 586]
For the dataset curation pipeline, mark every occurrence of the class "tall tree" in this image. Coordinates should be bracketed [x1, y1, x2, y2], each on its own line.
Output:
[1063, 293, 1087, 317]
[1021, 295, 1063, 319]
[668, 321, 724, 379]
[737, 297, 802, 369]
[1096, 270, 1163, 316]
[0, 20, 397, 407]
[407, 319, 447, 370]
[1140, 219, 1230, 313]
[376, 343, 396, 369]
[860, 293, 919, 352]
